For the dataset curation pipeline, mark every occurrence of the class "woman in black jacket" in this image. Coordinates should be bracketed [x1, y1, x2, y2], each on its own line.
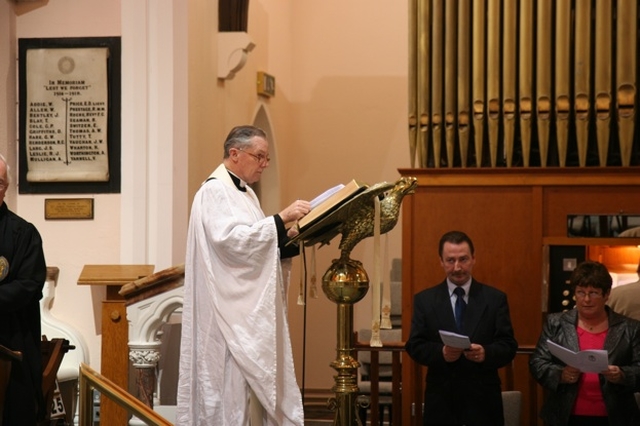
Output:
[530, 261, 640, 426]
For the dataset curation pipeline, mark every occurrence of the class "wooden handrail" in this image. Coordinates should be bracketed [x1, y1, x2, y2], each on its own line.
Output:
[78, 363, 172, 426]
[368, 342, 538, 426]
[354, 339, 405, 425]
[0, 345, 22, 363]
[119, 264, 184, 305]
[512, 345, 538, 426]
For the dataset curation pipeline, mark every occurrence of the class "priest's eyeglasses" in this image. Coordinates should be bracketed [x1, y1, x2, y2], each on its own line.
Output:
[239, 149, 271, 165]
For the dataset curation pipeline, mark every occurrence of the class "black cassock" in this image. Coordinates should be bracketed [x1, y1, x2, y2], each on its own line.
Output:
[0, 202, 46, 425]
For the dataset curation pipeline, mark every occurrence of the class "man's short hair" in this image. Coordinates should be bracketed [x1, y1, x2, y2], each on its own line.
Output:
[223, 125, 267, 158]
[438, 230, 475, 257]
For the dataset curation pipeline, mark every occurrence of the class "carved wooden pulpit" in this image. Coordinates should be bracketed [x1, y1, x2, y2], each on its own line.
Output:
[77, 264, 154, 426]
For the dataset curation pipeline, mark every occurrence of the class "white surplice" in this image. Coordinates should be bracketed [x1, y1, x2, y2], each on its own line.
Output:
[176, 164, 304, 425]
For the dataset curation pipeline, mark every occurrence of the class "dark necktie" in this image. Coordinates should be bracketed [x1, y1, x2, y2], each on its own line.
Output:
[454, 287, 466, 331]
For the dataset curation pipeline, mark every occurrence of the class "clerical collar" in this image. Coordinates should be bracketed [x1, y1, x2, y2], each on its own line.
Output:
[227, 170, 247, 192]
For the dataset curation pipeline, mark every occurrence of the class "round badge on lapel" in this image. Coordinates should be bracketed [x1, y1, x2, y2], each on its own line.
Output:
[0, 257, 8, 281]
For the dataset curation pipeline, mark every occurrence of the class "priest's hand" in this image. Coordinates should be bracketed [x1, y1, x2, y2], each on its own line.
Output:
[287, 226, 300, 238]
[279, 200, 311, 224]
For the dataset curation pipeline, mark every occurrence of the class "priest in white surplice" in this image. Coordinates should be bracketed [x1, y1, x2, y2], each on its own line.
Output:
[176, 126, 311, 425]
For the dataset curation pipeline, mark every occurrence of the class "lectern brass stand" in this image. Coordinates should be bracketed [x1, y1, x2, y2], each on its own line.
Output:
[322, 257, 369, 425]
[291, 177, 417, 426]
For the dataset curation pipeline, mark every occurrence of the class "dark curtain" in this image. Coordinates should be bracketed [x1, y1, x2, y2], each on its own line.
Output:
[219, 0, 250, 32]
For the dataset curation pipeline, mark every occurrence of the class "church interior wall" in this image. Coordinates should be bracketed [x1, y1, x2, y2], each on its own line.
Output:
[1, 0, 410, 393]
[275, 1, 410, 390]
[10, 0, 124, 376]
[0, 2, 16, 187]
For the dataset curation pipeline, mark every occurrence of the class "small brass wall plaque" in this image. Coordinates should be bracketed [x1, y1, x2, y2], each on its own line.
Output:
[257, 71, 275, 97]
[45, 198, 94, 220]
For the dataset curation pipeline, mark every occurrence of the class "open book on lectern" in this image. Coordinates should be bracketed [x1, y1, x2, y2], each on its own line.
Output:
[287, 179, 368, 245]
[288, 179, 399, 248]
[298, 180, 367, 230]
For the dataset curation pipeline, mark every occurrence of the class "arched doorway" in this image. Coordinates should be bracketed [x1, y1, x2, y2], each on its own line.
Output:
[251, 103, 281, 216]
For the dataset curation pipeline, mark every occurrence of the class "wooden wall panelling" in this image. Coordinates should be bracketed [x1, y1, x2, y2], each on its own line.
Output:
[543, 186, 640, 238]
[587, 246, 640, 272]
[400, 181, 543, 424]
[399, 167, 640, 426]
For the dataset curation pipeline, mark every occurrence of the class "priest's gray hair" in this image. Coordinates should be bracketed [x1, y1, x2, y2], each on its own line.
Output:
[0, 153, 10, 184]
[224, 126, 267, 158]
[223, 125, 267, 159]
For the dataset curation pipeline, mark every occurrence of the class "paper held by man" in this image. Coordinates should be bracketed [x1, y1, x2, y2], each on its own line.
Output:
[439, 330, 471, 350]
[546, 339, 609, 373]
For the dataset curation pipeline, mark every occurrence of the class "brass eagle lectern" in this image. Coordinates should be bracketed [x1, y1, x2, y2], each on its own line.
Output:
[291, 176, 417, 425]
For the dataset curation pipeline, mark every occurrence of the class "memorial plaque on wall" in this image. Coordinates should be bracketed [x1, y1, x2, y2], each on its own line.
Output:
[18, 37, 121, 194]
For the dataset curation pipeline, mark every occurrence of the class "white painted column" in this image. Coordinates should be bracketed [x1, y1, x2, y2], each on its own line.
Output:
[125, 287, 184, 423]
[120, 0, 189, 269]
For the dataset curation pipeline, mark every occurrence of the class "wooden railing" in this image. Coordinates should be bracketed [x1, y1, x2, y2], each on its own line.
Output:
[354, 338, 404, 425]
[354, 340, 540, 426]
[78, 363, 171, 426]
[505, 345, 538, 426]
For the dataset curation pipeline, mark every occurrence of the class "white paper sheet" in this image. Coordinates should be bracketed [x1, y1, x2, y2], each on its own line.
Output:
[310, 184, 344, 209]
[439, 330, 471, 349]
[546, 339, 609, 373]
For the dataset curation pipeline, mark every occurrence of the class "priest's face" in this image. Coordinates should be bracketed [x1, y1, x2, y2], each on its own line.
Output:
[440, 241, 475, 286]
[234, 136, 271, 184]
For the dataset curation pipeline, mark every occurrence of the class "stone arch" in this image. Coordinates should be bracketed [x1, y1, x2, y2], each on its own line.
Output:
[251, 102, 281, 216]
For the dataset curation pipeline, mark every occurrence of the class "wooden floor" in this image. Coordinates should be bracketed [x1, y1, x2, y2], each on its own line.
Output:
[304, 399, 392, 425]
[304, 402, 334, 424]
[303, 389, 334, 424]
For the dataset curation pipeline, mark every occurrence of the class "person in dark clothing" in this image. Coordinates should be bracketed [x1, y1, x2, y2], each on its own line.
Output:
[0, 154, 47, 425]
[405, 230, 518, 426]
[530, 261, 640, 426]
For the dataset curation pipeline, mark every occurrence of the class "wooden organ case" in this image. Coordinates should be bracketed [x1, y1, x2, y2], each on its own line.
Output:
[404, 1, 640, 423]
[398, 168, 640, 425]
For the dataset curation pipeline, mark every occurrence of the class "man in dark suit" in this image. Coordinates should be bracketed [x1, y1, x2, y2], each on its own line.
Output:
[405, 230, 517, 426]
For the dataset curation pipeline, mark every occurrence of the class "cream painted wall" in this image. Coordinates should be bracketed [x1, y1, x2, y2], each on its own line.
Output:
[195, 0, 410, 390]
[10, 0, 190, 376]
[282, 1, 410, 390]
[187, 0, 410, 391]
[3, 0, 410, 396]
[12, 0, 124, 373]
[0, 1, 17, 178]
